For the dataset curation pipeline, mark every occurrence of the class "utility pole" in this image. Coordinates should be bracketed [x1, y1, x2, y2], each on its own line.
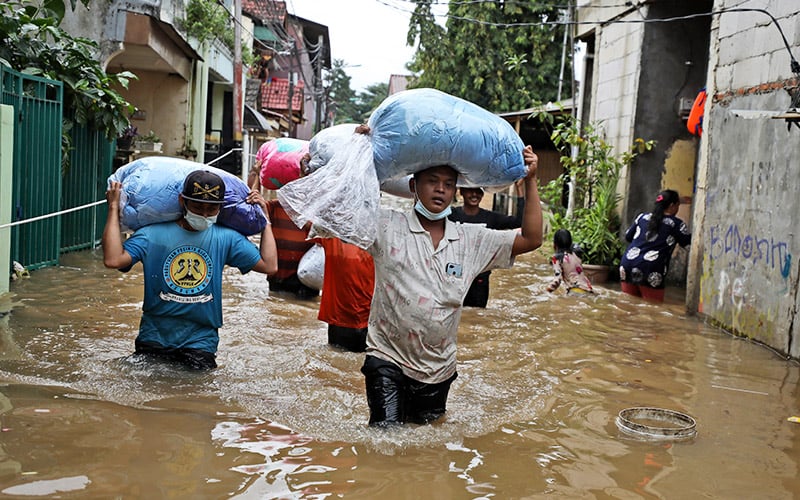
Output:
[314, 34, 324, 134]
[233, 0, 243, 172]
[287, 45, 295, 138]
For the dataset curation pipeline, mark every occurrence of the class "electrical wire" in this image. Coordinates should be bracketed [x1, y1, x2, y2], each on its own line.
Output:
[384, 2, 799, 75]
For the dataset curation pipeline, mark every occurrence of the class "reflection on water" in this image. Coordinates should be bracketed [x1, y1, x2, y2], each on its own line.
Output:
[1, 210, 799, 497]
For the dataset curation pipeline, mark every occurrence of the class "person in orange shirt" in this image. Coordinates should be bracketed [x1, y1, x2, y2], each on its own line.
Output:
[263, 198, 317, 299]
[315, 238, 375, 352]
[254, 152, 317, 299]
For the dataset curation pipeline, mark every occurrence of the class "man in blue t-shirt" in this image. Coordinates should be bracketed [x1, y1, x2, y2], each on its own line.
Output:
[102, 170, 278, 370]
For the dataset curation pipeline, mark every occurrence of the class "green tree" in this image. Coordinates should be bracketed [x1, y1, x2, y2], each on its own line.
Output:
[355, 82, 388, 118]
[407, 0, 566, 112]
[0, 0, 135, 163]
[538, 112, 655, 266]
[325, 59, 360, 124]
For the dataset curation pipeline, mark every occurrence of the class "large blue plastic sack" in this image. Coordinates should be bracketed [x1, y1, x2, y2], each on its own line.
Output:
[109, 156, 268, 236]
[279, 90, 527, 248]
[368, 88, 527, 187]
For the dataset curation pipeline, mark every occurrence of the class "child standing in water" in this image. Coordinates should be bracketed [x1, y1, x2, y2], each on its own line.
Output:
[546, 229, 594, 295]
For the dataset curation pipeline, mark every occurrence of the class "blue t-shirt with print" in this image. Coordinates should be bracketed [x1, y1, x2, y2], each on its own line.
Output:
[122, 222, 261, 353]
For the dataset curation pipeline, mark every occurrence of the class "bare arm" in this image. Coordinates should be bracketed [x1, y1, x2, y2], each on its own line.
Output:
[102, 181, 134, 269]
[248, 160, 262, 192]
[246, 189, 278, 275]
[511, 146, 543, 256]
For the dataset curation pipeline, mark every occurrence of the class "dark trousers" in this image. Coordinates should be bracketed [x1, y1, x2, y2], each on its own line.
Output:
[268, 275, 318, 299]
[328, 324, 367, 352]
[463, 273, 490, 308]
[134, 340, 216, 370]
[361, 355, 457, 427]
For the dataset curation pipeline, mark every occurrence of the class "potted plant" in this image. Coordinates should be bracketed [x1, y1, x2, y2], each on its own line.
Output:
[116, 125, 138, 150]
[134, 130, 162, 153]
[539, 113, 654, 282]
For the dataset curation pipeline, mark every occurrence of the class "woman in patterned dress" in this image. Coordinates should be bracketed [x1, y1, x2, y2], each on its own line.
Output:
[619, 190, 691, 303]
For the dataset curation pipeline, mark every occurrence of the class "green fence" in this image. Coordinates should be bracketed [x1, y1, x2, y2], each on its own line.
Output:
[1, 65, 114, 271]
[2, 65, 63, 271]
[61, 119, 114, 253]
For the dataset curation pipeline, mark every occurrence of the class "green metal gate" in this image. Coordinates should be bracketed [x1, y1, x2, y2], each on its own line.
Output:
[1, 65, 63, 271]
[61, 122, 114, 253]
[2, 65, 113, 270]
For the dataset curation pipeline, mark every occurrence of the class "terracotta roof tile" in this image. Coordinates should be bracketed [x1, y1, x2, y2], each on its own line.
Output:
[261, 77, 304, 112]
[242, 0, 285, 24]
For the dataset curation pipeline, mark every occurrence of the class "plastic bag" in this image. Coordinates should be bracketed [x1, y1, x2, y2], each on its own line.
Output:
[307, 123, 360, 174]
[297, 243, 325, 290]
[307, 123, 414, 199]
[109, 156, 267, 236]
[257, 138, 309, 189]
[278, 133, 380, 249]
[368, 88, 527, 187]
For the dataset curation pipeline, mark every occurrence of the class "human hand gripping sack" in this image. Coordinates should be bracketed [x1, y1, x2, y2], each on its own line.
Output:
[511, 145, 543, 257]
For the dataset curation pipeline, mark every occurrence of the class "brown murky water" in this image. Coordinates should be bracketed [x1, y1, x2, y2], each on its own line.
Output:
[1, 200, 799, 498]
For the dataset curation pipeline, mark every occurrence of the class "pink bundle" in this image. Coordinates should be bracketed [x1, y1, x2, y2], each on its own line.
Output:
[257, 138, 309, 189]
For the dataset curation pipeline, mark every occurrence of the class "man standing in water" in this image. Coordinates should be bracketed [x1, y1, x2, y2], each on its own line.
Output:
[448, 183, 525, 307]
[358, 128, 543, 426]
[102, 170, 278, 370]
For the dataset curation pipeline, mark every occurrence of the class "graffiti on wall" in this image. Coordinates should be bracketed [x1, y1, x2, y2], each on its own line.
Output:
[708, 224, 791, 278]
[700, 223, 793, 345]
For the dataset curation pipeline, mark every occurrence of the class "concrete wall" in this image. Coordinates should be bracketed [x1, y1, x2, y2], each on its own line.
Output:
[690, 0, 800, 358]
[125, 70, 190, 157]
[589, 21, 643, 160]
[0, 105, 12, 297]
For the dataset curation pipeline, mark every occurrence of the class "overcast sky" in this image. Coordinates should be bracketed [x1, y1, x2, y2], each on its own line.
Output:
[285, 0, 444, 91]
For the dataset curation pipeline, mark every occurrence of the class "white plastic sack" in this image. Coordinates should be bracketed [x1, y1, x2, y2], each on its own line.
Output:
[307, 123, 360, 174]
[308, 124, 414, 200]
[297, 243, 325, 290]
[278, 134, 380, 249]
[109, 156, 268, 236]
[368, 88, 528, 187]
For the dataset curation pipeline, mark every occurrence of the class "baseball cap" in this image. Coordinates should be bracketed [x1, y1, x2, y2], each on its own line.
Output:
[182, 170, 226, 204]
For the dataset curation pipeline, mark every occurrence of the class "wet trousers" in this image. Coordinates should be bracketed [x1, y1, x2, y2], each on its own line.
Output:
[134, 340, 217, 370]
[328, 324, 367, 352]
[361, 355, 457, 427]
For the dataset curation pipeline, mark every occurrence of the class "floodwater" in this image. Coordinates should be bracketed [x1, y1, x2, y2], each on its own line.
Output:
[1, 204, 799, 498]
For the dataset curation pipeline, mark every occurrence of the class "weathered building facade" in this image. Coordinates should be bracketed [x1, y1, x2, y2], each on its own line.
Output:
[60, 0, 329, 175]
[576, 0, 800, 358]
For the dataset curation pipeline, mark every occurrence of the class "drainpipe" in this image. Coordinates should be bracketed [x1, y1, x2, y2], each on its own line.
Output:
[233, 0, 243, 175]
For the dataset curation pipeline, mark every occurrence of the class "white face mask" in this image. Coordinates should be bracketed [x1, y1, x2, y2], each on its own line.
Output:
[184, 208, 217, 231]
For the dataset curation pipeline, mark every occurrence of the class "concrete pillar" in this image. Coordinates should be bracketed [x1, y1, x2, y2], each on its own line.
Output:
[0, 104, 14, 297]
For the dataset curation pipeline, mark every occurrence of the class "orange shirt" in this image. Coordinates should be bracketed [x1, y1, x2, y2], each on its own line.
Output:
[316, 238, 375, 329]
[265, 200, 312, 281]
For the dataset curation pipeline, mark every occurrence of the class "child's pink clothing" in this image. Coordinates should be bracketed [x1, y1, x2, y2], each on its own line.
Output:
[546, 252, 594, 294]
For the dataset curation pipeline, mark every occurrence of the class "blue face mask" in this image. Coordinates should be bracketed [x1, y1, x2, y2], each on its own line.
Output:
[414, 199, 452, 221]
